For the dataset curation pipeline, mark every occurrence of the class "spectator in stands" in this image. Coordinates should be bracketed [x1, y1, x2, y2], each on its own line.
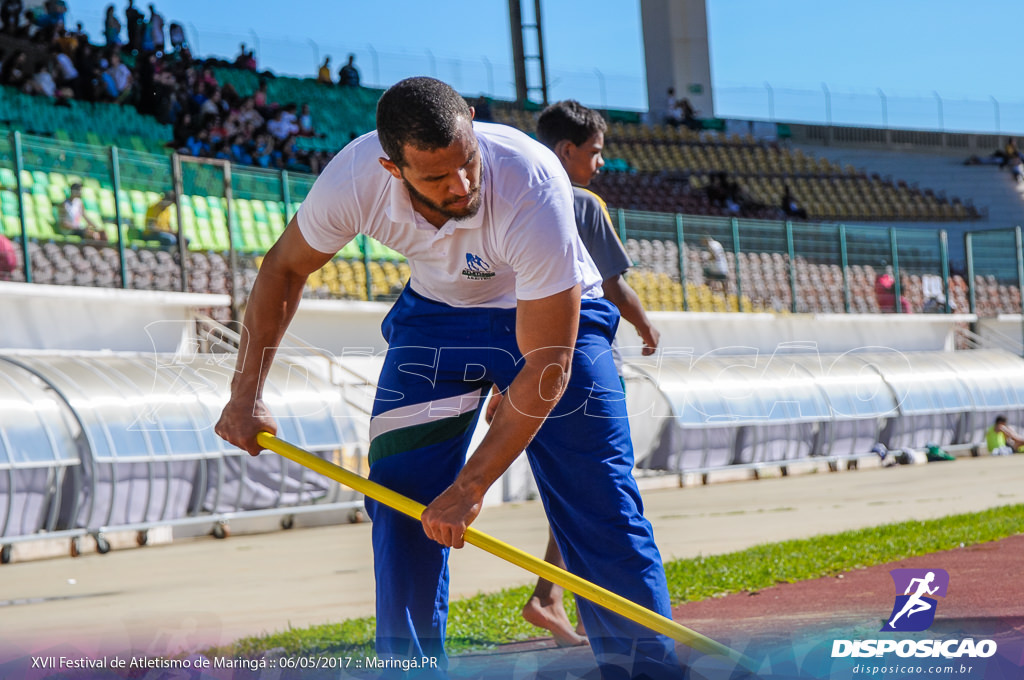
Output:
[142, 190, 179, 246]
[664, 87, 700, 130]
[101, 50, 133, 101]
[297, 102, 316, 136]
[234, 42, 256, 70]
[921, 274, 952, 313]
[53, 40, 78, 89]
[28, 0, 66, 38]
[337, 53, 359, 87]
[252, 79, 268, 109]
[317, 56, 332, 84]
[986, 415, 1024, 456]
[72, 40, 102, 100]
[181, 127, 210, 156]
[678, 95, 700, 131]
[251, 133, 275, 168]
[706, 171, 748, 213]
[124, 0, 143, 53]
[780, 183, 808, 219]
[1, 0, 22, 35]
[23, 60, 70, 102]
[144, 4, 164, 55]
[701, 235, 729, 294]
[212, 140, 231, 161]
[52, 25, 80, 57]
[145, 58, 180, 121]
[103, 4, 121, 45]
[199, 87, 227, 119]
[228, 133, 253, 165]
[997, 138, 1020, 169]
[237, 96, 264, 129]
[167, 21, 185, 54]
[59, 183, 106, 241]
[0, 49, 28, 87]
[874, 261, 911, 313]
[267, 107, 297, 141]
[664, 87, 683, 126]
[473, 95, 493, 122]
[524, 98, 661, 647]
[0, 233, 16, 281]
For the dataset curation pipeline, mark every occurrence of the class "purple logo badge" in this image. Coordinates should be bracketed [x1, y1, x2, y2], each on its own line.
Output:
[881, 568, 949, 632]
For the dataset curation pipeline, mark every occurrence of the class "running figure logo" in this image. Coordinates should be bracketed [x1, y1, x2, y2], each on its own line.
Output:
[882, 568, 949, 632]
[461, 252, 495, 280]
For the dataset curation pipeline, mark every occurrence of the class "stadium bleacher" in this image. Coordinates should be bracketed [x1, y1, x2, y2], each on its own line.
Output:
[2, 124, 1019, 316]
[494, 107, 982, 223]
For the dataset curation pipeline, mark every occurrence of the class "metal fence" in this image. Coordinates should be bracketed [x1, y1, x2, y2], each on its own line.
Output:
[2, 130, 1023, 321]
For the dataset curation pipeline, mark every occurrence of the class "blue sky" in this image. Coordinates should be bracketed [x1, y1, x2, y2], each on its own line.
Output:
[64, 1, 1024, 131]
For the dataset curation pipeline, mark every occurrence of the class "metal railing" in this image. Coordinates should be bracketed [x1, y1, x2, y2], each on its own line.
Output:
[3, 130, 1022, 322]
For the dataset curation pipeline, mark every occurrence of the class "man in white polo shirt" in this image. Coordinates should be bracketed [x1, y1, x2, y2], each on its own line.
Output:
[216, 77, 680, 679]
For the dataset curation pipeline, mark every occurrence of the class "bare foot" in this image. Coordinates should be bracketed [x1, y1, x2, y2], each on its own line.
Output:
[522, 596, 588, 647]
[576, 619, 586, 637]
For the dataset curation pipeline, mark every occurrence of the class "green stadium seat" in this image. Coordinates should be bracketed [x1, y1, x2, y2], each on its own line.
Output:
[47, 184, 66, 205]
[3, 215, 21, 237]
[98, 188, 116, 215]
[1, 190, 19, 216]
[255, 222, 276, 251]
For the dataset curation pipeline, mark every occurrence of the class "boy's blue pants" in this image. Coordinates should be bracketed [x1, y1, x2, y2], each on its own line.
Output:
[366, 287, 681, 679]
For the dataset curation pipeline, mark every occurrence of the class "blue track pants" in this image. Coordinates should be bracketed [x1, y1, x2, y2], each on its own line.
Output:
[365, 287, 681, 679]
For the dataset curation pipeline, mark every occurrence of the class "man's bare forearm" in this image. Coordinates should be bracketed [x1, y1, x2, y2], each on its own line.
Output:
[231, 265, 308, 400]
[452, 354, 572, 497]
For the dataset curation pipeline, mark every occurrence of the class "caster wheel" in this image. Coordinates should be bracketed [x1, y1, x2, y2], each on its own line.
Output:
[212, 522, 230, 539]
[95, 534, 111, 554]
[70, 537, 81, 558]
[347, 508, 365, 524]
[280, 515, 294, 530]
[136, 530, 149, 547]
[1, 544, 11, 564]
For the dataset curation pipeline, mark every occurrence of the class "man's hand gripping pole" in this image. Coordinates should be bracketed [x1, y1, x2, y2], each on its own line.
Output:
[256, 432, 755, 670]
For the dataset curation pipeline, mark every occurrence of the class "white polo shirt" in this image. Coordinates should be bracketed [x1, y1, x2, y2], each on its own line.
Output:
[296, 122, 602, 308]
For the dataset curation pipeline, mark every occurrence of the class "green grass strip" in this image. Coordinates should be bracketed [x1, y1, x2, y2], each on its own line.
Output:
[212, 503, 1024, 658]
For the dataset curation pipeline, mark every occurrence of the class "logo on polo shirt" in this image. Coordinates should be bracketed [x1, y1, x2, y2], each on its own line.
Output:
[462, 252, 495, 280]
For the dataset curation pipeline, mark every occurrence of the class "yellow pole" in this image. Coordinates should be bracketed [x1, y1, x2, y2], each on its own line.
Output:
[256, 432, 753, 669]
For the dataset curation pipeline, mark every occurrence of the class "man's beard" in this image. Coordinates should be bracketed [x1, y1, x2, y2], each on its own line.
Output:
[403, 178, 482, 222]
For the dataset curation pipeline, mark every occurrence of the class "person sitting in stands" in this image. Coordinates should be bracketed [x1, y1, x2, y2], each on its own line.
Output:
[59, 183, 106, 241]
[0, 233, 17, 280]
[780, 183, 808, 219]
[874, 261, 911, 313]
[142, 190, 179, 246]
[702, 235, 729, 294]
[101, 51, 133, 102]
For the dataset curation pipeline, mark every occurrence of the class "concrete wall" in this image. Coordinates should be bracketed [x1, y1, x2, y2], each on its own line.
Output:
[0, 282, 230, 353]
[641, 0, 714, 122]
[616, 311, 975, 358]
[0, 283, 974, 358]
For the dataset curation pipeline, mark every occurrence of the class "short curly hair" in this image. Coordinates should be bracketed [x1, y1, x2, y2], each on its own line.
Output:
[536, 99, 607, 150]
[376, 77, 473, 167]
